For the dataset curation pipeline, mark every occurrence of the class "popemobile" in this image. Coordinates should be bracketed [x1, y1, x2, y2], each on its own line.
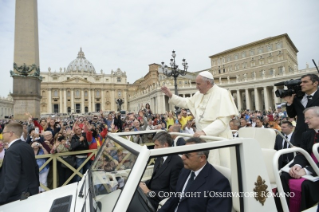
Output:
[0, 129, 318, 212]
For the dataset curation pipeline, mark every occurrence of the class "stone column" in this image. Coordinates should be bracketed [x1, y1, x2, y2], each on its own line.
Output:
[63, 89, 67, 113]
[101, 89, 105, 111]
[59, 89, 63, 113]
[254, 88, 261, 111]
[48, 89, 52, 113]
[92, 89, 96, 112]
[81, 89, 85, 113]
[71, 89, 74, 113]
[88, 89, 92, 112]
[263, 87, 270, 111]
[111, 89, 115, 111]
[245, 89, 251, 110]
[12, 0, 41, 120]
[236, 90, 242, 111]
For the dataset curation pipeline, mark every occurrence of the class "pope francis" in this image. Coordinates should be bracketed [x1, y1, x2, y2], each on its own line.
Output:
[161, 71, 238, 166]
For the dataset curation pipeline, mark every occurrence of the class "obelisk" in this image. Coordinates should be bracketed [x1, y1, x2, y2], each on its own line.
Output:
[11, 0, 42, 120]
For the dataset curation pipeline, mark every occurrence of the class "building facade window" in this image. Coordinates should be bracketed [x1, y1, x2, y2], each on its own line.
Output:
[278, 66, 283, 75]
[276, 42, 282, 49]
[269, 69, 273, 76]
[75, 90, 80, 98]
[234, 54, 238, 60]
[267, 44, 272, 51]
[84, 91, 88, 97]
[96, 90, 100, 97]
[54, 90, 58, 97]
[227, 56, 231, 62]
[250, 49, 254, 56]
[258, 47, 263, 54]
[242, 51, 246, 58]
[118, 90, 121, 97]
[117, 77, 121, 82]
[67, 91, 70, 97]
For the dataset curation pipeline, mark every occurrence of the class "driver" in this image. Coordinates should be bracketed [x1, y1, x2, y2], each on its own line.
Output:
[139, 131, 183, 209]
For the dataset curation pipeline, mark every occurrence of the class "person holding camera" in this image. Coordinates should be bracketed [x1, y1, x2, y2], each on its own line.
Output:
[70, 124, 91, 182]
[284, 74, 319, 146]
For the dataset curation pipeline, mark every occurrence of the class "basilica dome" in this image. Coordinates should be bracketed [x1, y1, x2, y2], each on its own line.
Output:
[66, 48, 96, 74]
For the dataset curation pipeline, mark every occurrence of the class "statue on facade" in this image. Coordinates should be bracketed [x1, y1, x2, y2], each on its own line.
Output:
[272, 69, 276, 77]
[227, 75, 230, 83]
[60, 67, 62, 73]
[219, 77, 222, 84]
[48, 67, 51, 72]
[261, 70, 265, 79]
[236, 75, 239, 82]
[306, 62, 309, 69]
[101, 69, 103, 74]
[282, 66, 285, 75]
[253, 71, 256, 80]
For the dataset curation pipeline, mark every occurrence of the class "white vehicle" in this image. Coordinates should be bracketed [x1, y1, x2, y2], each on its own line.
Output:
[0, 130, 318, 212]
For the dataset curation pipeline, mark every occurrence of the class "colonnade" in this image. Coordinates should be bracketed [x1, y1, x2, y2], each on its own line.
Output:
[45, 88, 124, 114]
[230, 86, 283, 111]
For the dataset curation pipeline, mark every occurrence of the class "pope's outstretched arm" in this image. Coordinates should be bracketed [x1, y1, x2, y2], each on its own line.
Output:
[161, 86, 194, 109]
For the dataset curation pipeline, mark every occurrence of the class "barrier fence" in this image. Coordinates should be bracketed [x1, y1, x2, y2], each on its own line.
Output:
[0, 142, 155, 192]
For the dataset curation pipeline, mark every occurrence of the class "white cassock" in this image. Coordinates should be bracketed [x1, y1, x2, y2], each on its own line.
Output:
[169, 85, 238, 166]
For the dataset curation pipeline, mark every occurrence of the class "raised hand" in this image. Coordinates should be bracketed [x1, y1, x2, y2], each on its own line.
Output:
[161, 86, 173, 98]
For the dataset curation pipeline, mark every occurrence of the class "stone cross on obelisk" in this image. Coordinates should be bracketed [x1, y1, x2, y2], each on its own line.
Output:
[10, 0, 42, 120]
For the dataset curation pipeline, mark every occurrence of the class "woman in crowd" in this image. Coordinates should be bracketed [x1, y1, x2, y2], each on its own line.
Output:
[47, 118, 61, 137]
[31, 140, 49, 192]
[51, 135, 73, 186]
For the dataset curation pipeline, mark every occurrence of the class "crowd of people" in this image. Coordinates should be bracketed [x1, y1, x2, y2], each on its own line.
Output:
[0, 72, 318, 211]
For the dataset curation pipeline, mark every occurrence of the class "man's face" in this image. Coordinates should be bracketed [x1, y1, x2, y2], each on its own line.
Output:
[181, 144, 205, 171]
[256, 119, 263, 127]
[251, 117, 256, 122]
[43, 132, 53, 140]
[240, 119, 246, 127]
[195, 75, 210, 94]
[153, 140, 167, 149]
[181, 110, 187, 117]
[301, 76, 318, 94]
[2, 127, 11, 143]
[73, 127, 82, 135]
[229, 122, 238, 130]
[281, 123, 293, 135]
[305, 110, 319, 129]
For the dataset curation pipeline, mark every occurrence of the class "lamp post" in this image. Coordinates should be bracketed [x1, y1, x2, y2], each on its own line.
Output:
[160, 50, 188, 114]
[160, 50, 188, 96]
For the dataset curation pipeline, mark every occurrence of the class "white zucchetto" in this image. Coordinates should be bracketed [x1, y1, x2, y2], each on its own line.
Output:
[198, 71, 214, 80]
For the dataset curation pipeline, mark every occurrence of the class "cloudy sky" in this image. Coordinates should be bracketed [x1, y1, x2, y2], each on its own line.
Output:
[0, 0, 318, 97]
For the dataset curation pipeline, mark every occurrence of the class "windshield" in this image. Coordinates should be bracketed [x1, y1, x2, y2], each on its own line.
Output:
[90, 136, 138, 211]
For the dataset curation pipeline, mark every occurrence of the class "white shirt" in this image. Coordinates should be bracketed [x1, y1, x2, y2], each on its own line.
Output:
[8, 138, 19, 148]
[282, 132, 293, 149]
[175, 163, 207, 212]
[251, 122, 256, 127]
[301, 91, 316, 108]
[184, 127, 194, 135]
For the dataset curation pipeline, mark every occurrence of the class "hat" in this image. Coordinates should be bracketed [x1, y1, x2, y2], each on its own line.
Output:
[199, 71, 214, 80]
